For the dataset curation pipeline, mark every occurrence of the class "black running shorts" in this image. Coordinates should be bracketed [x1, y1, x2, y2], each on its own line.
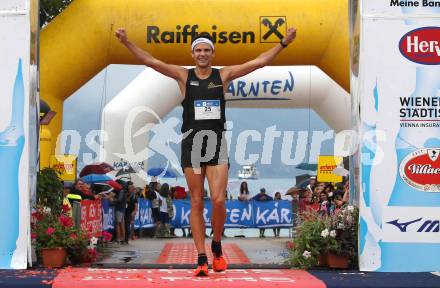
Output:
[181, 129, 229, 170]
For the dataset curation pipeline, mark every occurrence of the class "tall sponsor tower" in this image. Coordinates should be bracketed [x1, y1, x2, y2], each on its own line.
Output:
[355, 0, 440, 271]
[0, 0, 38, 268]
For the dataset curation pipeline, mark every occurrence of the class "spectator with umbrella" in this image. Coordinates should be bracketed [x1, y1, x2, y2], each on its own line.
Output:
[252, 188, 273, 238]
[68, 179, 99, 202]
[109, 180, 127, 244]
[156, 183, 172, 238]
[125, 181, 138, 243]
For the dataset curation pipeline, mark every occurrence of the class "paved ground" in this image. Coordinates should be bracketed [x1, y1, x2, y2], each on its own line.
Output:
[96, 236, 291, 266]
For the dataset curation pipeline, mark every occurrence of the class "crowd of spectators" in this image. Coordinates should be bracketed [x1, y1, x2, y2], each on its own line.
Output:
[63, 174, 350, 241]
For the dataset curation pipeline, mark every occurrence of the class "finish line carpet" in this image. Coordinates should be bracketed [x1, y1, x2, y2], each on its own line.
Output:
[155, 242, 251, 264]
[1, 268, 439, 288]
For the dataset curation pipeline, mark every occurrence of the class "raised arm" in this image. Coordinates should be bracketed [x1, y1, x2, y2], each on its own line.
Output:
[220, 28, 296, 83]
[115, 28, 187, 84]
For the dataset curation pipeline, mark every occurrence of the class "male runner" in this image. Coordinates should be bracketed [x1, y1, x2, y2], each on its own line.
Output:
[115, 27, 296, 276]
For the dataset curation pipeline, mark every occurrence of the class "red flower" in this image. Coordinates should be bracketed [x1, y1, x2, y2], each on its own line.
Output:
[62, 204, 71, 213]
[102, 231, 112, 242]
[31, 232, 37, 239]
[32, 211, 43, 221]
[69, 233, 77, 239]
[46, 227, 55, 235]
[58, 215, 73, 227]
[87, 248, 97, 262]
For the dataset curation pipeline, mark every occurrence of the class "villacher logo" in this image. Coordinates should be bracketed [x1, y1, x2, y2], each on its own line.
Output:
[399, 26, 440, 65]
[399, 148, 440, 192]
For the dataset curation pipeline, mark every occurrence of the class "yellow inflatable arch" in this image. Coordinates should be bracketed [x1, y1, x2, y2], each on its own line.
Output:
[40, 0, 349, 157]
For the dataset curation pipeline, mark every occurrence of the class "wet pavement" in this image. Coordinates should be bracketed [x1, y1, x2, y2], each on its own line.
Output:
[95, 236, 291, 266]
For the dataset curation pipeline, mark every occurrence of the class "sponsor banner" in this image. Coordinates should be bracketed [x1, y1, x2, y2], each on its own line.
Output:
[101, 199, 114, 230]
[101, 199, 293, 230]
[0, 0, 31, 269]
[317, 155, 343, 183]
[358, 0, 440, 271]
[80, 200, 103, 238]
[382, 207, 440, 243]
[158, 199, 291, 228]
[134, 199, 155, 229]
[49, 155, 77, 182]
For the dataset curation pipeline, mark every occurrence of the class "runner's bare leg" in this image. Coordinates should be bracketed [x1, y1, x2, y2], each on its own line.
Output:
[184, 166, 207, 254]
[206, 164, 228, 242]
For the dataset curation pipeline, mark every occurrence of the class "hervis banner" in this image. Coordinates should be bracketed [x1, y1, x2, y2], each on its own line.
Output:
[357, 0, 440, 272]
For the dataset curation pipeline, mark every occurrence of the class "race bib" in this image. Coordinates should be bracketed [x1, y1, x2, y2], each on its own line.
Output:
[194, 100, 221, 120]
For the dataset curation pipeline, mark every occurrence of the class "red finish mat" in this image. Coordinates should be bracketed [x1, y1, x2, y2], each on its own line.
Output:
[155, 242, 250, 264]
[52, 268, 326, 288]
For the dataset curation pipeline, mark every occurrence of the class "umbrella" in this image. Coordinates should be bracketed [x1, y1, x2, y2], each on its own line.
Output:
[79, 162, 114, 177]
[81, 173, 113, 183]
[296, 163, 318, 171]
[115, 165, 137, 177]
[147, 167, 178, 178]
[295, 177, 316, 189]
[285, 187, 302, 197]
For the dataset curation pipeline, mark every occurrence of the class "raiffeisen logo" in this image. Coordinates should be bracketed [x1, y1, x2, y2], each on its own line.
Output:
[399, 148, 440, 192]
[399, 27, 440, 65]
[146, 24, 256, 44]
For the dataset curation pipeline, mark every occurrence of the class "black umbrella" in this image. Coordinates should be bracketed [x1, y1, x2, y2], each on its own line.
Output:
[115, 165, 137, 177]
[296, 163, 318, 171]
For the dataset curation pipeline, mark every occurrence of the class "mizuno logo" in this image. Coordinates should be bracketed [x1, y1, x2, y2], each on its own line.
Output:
[207, 82, 222, 89]
[387, 218, 440, 232]
[387, 218, 422, 232]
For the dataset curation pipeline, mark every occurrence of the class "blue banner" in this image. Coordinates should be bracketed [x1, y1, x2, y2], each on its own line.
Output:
[134, 199, 155, 228]
[102, 199, 293, 230]
[171, 200, 292, 228]
[252, 200, 293, 228]
[101, 199, 114, 230]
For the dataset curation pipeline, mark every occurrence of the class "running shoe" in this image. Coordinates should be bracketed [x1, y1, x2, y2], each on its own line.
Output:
[194, 263, 209, 276]
[212, 256, 227, 272]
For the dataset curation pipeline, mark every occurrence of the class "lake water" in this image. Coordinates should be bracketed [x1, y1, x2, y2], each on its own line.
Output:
[165, 177, 296, 200]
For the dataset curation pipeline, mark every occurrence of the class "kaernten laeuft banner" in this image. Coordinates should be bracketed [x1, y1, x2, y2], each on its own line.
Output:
[101, 199, 293, 230]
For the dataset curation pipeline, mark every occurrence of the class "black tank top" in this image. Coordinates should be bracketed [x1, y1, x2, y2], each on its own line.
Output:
[181, 68, 226, 132]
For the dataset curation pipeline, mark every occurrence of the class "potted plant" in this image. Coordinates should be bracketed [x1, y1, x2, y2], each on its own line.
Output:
[66, 227, 89, 265]
[31, 205, 88, 267]
[327, 205, 359, 269]
[36, 167, 64, 215]
[286, 211, 339, 269]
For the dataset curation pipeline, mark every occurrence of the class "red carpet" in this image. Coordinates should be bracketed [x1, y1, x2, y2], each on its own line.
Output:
[52, 268, 325, 288]
[155, 242, 251, 264]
